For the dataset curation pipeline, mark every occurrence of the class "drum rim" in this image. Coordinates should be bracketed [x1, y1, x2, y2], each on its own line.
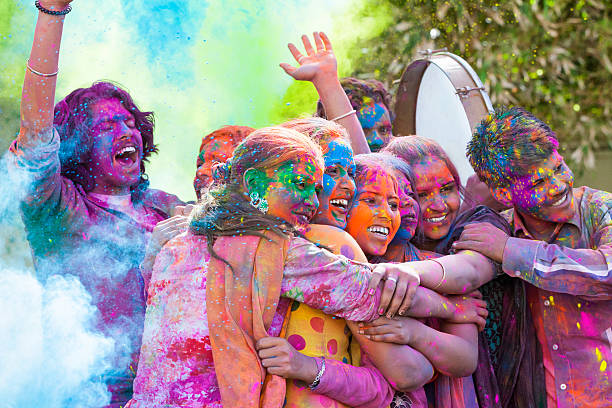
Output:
[427, 52, 494, 112]
[393, 51, 494, 136]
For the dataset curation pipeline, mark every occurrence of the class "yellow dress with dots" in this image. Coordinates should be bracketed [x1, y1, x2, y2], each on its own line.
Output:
[283, 224, 386, 408]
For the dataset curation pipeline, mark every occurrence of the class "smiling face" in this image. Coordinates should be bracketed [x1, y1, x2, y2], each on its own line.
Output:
[86, 98, 143, 195]
[393, 171, 419, 241]
[412, 157, 461, 241]
[503, 150, 575, 224]
[311, 138, 357, 229]
[346, 169, 401, 256]
[259, 155, 323, 230]
[357, 98, 393, 152]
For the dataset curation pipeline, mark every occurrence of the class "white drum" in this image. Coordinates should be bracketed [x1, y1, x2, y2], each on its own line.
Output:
[393, 51, 494, 185]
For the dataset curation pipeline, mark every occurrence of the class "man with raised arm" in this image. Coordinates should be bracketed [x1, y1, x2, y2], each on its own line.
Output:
[9, 1, 186, 405]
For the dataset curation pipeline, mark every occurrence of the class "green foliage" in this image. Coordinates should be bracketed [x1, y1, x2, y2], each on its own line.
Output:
[345, 0, 612, 172]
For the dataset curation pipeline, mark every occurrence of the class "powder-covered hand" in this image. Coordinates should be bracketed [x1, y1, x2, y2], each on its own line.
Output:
[446, 291, 489, 331]
[280, 32, 338, 86]
[256, 337, 319, 383]
[141, 215, 190, 270]
[357, 316, 417, 344]
[369, 262, 421, 318]
[452, 222, 510, 263]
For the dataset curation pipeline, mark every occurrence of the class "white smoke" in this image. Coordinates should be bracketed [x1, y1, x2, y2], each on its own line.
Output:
[0, 153, 114, 408]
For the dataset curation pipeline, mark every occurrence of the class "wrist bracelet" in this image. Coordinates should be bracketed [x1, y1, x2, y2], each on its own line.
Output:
[330, 109, 356, 122]
[35, 1, 72, 16]
[26, 60, 59, 77]
[430, 259, 447, 290]
[308, 357, 326, 390]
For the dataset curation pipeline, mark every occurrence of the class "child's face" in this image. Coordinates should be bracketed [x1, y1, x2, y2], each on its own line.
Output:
[345, 169, 400, 256]
[508, 150, 575, 223]
[312, 138, 356, 229]
[393, 171, 419, 241]
[412, 157, 461, 241]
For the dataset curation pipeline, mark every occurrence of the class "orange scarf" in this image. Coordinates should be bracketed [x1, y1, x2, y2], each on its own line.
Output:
[206, 232, 291, 408]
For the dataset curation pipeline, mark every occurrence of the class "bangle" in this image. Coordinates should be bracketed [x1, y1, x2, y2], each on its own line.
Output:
[35, 1, 72, 15]
[430, 259, 447, 290]
[26, 60, 59, 77]
[308, 357, 326, 390]
[329, 109, 356, 122]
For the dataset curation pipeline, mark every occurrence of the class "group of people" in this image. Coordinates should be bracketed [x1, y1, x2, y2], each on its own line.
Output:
[10, 1, 611, 407]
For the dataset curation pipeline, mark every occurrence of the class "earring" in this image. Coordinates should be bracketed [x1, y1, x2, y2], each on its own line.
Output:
[249, 191, 269, 214]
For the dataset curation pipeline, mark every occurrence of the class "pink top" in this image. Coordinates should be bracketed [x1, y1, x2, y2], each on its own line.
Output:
[128, 232, 384, 407]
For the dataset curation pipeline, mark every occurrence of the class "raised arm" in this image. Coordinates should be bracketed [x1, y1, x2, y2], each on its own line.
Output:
[19, 1, 72, 141]
[280, 32, 370, 154]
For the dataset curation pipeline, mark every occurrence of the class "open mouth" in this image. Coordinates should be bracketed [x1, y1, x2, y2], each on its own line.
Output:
[114, 145, 139, 167]
[551, 191, 569, 207]
[367, 225, 390, 239]
[329, 198, 349, 213]
[424, 213, 448, 224]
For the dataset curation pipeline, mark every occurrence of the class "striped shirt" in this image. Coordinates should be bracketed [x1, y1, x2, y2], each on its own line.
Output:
[501, 186, 612, 407]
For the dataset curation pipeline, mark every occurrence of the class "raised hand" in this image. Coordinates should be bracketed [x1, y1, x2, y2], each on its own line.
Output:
[280, 32, 338, 86]
[255, 337, 318, 383]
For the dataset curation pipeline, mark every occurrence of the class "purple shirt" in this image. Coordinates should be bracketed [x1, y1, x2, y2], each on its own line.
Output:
[9, 128, 183, 405]
[501, 186, 612, 407]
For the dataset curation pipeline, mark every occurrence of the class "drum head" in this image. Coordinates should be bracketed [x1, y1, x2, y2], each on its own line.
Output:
[394, 53, 493, 185]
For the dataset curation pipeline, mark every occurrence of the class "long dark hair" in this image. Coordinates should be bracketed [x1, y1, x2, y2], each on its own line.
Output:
[190, 126, 324, 265]
[53, 81, 156, 198]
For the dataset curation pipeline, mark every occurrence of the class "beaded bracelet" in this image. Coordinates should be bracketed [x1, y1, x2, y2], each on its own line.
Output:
[35, 1, 72, 16]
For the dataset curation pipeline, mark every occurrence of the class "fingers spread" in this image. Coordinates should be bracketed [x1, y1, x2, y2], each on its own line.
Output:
[279, 63, 296, 76]
[301, 34, 315, 56]
[320, 31, 333, 50]
[313, 31, 324, 52]
[287, 43, 304, 64]
[378, 277, 398, 316]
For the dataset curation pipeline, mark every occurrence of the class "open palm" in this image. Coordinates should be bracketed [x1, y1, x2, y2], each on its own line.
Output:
[280, 32, 338, 83]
